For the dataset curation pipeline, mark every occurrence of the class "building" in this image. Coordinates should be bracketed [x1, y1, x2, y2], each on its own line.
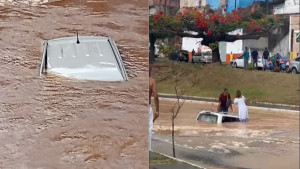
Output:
[180, 0, 206, 8]
[206, 0, 272, 12]
[149, 0, 180, 16]
[274, 0, 299, 60]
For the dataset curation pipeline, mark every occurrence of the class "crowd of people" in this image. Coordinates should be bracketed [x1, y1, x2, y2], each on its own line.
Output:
[241, 47, 289, 72]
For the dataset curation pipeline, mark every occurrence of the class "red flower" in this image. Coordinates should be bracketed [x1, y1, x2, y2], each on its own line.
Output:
[255, 27, 261, 31]
[159, 11, 164, 16]
[248, 27, 252, 32]
[251, 21, 256, 25]
[275, 15, 280, 19]
[207, 30, 212, 36]
[197, 22, 204, 28]
[219, 17, 226, 22]
[232, 10, 236, 14]
[153, 15, 159, 21]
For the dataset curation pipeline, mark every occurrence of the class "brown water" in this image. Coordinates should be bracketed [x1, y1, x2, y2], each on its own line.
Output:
[153, 99, 299, 169]
[0, 1, 148, 168]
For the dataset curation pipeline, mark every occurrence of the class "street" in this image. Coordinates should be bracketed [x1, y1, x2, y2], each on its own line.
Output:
[152, 99, 299, 169]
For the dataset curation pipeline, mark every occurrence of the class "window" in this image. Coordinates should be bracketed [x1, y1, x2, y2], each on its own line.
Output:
[197, 114, 218, 123]
[295, 31, 300, 43]
[222, 116, 240, 123]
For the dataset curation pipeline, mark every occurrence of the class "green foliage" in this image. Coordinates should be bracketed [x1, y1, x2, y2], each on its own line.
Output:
[158, 42, 176, 59]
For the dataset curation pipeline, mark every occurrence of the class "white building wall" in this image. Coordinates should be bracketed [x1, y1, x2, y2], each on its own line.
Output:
[182, 37, 211, 52]
[225, 29, 244, 54]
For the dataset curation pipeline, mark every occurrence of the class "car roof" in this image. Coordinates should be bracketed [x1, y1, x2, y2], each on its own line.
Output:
[41, 36, 128, 81]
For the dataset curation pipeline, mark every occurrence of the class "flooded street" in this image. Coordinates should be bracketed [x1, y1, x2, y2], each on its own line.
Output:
[0, 0, 148, 168]
[153, 99, 299, 169]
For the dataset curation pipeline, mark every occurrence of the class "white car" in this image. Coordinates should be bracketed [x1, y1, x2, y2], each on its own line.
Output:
[40, 36, 128, 81]
[231, 55, 264, 69]
[289, 57, 299, 74]
[196, 111, 239, 124]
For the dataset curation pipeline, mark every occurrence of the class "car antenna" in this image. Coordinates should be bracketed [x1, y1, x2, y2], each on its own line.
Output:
[76, 31, 80, 44]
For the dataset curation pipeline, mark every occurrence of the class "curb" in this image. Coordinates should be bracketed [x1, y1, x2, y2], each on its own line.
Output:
[151, 150, 206, 169]
[159, 93, 299, 112]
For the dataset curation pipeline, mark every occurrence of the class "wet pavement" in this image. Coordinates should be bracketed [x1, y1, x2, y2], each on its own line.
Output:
[0, 0, 148, 168]
[150, 151, 204, 169]
[152, 99, 299, 169]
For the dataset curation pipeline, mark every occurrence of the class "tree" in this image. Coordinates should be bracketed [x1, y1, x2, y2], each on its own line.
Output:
[150, 5, 281, 63]
[169, 63, 185, 158]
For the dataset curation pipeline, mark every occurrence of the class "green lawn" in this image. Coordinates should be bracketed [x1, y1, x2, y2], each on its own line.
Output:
[152, 61, 299, 105]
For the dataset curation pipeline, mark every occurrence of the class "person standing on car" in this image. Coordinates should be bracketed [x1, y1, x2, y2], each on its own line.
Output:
[243, 47, 249, 70]
[263, 47, 269, 71]
[218, 88, 233, 113]
[233, 90, 249, 122]
[251, 49, 258, 70]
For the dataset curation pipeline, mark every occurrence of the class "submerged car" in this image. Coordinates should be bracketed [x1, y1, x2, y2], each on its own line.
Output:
[40, 35, 128, 81]
[196, 111, 239, 124]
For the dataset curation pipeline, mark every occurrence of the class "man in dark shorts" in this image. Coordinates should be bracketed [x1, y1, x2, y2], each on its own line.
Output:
[263, 47, 269, 71]
[218, 88, 233, 113]
[251, 50, 258, 70]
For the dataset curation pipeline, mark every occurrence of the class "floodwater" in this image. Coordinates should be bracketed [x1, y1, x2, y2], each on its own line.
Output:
[0, 0, 148, 168]
[153, 99, 299, 169]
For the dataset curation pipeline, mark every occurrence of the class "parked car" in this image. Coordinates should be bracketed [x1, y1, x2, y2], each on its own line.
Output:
[192, 51, 212, 64]
[170, 50, 189, 62]
[231, 54, 263, 69]
[196, 111, 239, 124]
[178, 50, 189, 62]
[289, 57, 299, 74]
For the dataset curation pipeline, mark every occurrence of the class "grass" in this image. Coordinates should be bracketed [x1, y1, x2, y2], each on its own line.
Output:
[150, 151, 178, 165]
[152, 61, 299, 105]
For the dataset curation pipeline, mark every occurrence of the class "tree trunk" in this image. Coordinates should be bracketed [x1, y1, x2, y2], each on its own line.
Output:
[149, 33, 156, 64]
[172, 116, 176, 158]
[212, 45, 221, 63]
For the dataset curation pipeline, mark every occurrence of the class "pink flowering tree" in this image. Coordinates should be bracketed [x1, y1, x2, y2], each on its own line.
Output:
[150, 5, 281, 63]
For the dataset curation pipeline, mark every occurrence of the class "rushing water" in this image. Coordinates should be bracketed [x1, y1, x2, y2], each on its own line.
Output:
[0, 0, 148, 168]
[153, 99, 299, 169]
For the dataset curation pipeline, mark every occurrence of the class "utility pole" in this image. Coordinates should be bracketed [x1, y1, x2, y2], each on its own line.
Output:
[164, 0, 167, 14]
[234, 0, 237, 10]
[266, 0, 269, 15]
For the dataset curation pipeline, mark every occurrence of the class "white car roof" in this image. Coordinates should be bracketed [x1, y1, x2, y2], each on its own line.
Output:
[40, 36, 128, 81]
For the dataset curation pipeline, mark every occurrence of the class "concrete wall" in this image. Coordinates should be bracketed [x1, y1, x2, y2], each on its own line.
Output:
[243, 37, 268, 51]
[180, 0, 206, 8]
[270, 33, 289, 57]
[290, 14, 299, 57]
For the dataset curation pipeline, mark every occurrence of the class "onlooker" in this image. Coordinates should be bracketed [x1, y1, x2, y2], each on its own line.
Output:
[251, 50, 258, 70]
[218, 88, 233, 113]
[243, 47, 249, 70]
[233, 90, 248, 122]
[149, 67, 159, 150]
[262, 47, 269, 71]
[192, 49, 195, 57]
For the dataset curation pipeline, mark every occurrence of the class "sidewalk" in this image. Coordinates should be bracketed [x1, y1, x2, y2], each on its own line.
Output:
[159, 93, 299, 111]
[150, 151, 205, 169]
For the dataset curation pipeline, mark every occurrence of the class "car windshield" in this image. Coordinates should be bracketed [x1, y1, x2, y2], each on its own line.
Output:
[197, 114, 218, 123]
[202, 51, 212, 55]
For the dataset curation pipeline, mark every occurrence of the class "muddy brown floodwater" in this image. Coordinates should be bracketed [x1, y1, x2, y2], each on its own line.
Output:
[0, 0, 148, 168]
[153, 99, 299, 169]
